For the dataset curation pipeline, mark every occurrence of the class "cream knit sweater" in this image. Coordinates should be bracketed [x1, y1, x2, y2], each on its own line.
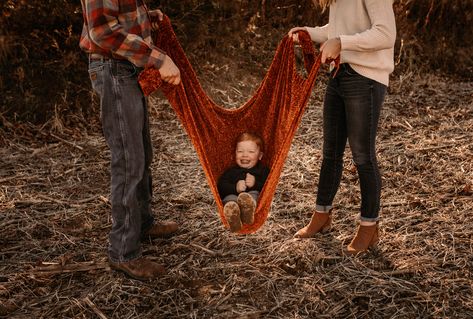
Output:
[306, 0, 396, 86]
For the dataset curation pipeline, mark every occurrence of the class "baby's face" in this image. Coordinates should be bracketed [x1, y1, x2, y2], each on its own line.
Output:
[235, 140, 263, 169]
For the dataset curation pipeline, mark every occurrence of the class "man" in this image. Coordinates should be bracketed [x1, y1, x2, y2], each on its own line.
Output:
[80, 0, 181, 280]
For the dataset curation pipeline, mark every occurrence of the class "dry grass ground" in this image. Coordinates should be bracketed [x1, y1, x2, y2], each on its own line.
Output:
[1, 65, 472, 317]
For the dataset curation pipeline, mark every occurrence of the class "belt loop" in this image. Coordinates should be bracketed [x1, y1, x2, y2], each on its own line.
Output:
[89, 53, 108, 62]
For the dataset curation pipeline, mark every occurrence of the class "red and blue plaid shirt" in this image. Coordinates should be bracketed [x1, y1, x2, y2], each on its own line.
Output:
[79, 0, 165, 68]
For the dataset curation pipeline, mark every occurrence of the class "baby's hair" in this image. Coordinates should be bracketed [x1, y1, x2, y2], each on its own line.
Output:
[236, 132, 265, 153]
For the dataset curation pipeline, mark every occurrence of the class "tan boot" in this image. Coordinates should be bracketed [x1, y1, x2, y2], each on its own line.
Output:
[224, 201, 242, 232]
[345, 223, 379, 254]
[109, 257, 165, 280]
[294, 211, 332, 238]
[237, 192, 256, 225]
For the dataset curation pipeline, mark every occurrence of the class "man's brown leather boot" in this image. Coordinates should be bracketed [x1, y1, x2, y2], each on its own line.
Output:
[145, 221, 179, 239]
[294, 211, 332, 238]
[109, 257, 165, 280]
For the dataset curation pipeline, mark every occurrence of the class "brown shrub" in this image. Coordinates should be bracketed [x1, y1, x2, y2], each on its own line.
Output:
[394, 0, 473, 77]
[0, 0, 471, 128]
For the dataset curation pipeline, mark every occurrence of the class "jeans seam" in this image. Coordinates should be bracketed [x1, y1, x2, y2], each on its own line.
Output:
[114, 77, 132, 262]
[329, 84, 343, 205]
[361, 82, 381, 219]
[329, 110, 340, 203]
[362, 85, 374, 218]
[372, 84, 381, 216]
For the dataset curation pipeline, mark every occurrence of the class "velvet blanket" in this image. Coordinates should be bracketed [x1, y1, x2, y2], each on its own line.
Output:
[139, 16, 329, 234]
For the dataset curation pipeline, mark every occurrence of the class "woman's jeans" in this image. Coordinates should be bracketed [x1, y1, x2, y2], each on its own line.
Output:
[88, 59, 154, 262]
[316, 64, 386, 221]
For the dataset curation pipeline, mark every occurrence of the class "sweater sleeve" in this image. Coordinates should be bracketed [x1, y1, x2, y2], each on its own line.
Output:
[306, 24, 329, 44]
[252, 166, 270, 192]
[339, 0, 396, 52]
[217, 168, 238, 199]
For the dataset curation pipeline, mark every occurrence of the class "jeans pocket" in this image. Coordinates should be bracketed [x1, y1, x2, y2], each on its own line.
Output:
[344, 64, 359, 76]
[112, 61, 137, 79]
[88, 64, 104, 96]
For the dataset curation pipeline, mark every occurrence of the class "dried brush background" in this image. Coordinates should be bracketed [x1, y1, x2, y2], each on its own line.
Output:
[1, 0, 473, 318]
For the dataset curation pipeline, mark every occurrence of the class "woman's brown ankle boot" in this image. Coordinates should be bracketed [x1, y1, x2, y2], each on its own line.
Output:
[345, 223, 379, 254]
[294, 211, 331, 238]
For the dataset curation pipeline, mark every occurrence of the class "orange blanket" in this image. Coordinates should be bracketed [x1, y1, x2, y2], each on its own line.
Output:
[139, 16, 326, 234]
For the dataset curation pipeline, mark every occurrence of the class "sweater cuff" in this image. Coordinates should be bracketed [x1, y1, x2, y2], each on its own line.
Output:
[306, 25, 329, 43]
[339, 34, 355, 51]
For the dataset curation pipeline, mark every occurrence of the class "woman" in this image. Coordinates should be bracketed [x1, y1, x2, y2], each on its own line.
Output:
[288, 0, 396, 254]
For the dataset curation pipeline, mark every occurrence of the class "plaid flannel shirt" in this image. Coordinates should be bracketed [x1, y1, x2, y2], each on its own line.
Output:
[79, 0, 165, 68]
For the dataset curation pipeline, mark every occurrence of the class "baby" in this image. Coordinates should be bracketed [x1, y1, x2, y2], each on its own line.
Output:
[217, 132, 270, 232]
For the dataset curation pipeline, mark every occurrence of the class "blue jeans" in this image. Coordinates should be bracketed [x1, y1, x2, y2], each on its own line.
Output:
[88, 59, 154, 262]
[316, 64, 386, 221]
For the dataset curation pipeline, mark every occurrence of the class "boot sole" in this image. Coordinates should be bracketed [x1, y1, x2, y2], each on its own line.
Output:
[237, 193, 256, 224]
[224, 203, 242, 232]
[110, 264, 155, 281]
[294, 222, 332, 238]
[344, 240, 379, 255]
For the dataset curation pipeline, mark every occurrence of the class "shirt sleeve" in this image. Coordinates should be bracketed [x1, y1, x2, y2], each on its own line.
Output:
[340, 0, 396, 52]
[84, 0, 165, 68]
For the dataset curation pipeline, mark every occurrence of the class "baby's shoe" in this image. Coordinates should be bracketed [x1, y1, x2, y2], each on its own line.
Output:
[224, 201, 242, 232]
[237, 192, 256, 224]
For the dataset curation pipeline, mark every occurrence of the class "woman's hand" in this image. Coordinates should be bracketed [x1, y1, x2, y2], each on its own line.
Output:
[148, 9, 164, 31]
[287, 26, 307, 43]
[320, 37, 341, 63]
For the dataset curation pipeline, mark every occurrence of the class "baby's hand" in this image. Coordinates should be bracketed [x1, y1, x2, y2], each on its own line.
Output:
[236, 180, 247, 193]
[245, 173, 255, 188]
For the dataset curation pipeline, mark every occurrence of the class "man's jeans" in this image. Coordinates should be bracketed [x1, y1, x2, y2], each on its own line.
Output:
[88, 59, 154, 262]
[316, 64, 386, 221]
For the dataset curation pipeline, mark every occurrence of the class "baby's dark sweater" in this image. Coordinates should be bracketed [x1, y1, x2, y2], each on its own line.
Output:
[217, 162, 270, 199]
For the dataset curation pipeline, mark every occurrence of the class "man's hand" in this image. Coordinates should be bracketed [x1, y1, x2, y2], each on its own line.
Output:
[236, 180, 247, 193]
[320, 37, 341, 63]
[245, 173, 255, 188]
[147, 9, 180, 85]
[159, 55, 181, 85]
[149, 9, 164, 31]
